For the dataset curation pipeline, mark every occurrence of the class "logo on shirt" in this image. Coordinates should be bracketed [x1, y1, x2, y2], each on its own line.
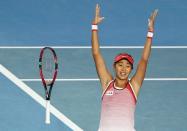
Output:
[105, 90, 114, 96]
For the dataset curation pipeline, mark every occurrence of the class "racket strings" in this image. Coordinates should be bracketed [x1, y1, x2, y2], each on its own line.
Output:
[42, 49, 56, 81]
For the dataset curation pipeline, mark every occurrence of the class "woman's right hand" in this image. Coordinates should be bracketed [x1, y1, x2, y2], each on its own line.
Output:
[93, 4, 104, 24]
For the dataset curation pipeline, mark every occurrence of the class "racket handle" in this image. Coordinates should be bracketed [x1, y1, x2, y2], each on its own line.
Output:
[45, 100, 50, 124]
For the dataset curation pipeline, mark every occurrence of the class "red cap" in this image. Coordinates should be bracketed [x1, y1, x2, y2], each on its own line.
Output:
[114, 53, 134, 67]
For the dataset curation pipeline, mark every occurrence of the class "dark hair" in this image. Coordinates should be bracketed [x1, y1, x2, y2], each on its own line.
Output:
[114, 58, 133, 69]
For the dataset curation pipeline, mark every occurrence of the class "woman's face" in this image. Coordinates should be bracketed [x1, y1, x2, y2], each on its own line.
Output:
[114, 59, 132, 80]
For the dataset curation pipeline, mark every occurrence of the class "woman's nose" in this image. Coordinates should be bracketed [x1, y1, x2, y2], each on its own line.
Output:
[121, 66, 126, 71]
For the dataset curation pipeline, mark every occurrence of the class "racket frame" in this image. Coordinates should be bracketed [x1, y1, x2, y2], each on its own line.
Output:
[39, 47, 58, 124]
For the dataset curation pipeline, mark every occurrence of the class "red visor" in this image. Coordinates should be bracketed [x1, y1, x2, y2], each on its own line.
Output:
[114, 53, 134, 66]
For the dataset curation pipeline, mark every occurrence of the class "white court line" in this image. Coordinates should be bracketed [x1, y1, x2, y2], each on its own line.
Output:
[0, 64, 83, 131]
[1, 46, 187, 49]
[20, 78, 187, 82]
[145, 78, 187, 81]
[21, 78, 100, 81]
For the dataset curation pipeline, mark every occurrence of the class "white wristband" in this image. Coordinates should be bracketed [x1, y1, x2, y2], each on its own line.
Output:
[92, 24, 98, 30]
[147, 31, 154, 38]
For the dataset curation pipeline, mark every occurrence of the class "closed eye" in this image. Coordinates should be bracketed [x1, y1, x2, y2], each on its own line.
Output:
[126, 65, 131, 68]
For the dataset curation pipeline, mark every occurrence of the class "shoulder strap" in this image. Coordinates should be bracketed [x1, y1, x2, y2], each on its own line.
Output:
[128, 81, 137, 103]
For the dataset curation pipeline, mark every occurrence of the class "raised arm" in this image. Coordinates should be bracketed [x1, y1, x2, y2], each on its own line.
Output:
[92, 4, 112, 90]
[131, 9, 158, 96]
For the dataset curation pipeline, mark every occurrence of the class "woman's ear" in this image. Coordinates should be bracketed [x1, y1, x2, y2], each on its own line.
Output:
[113, 63, 116, 69]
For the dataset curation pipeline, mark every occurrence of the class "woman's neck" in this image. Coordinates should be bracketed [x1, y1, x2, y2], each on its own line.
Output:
[114, 78, 128, 89]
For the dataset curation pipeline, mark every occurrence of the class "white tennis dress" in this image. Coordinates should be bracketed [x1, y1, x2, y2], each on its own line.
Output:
[98, 80, 137, 131]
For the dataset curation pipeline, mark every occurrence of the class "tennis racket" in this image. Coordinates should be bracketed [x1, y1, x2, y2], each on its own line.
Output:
[39, 47, 58, 124]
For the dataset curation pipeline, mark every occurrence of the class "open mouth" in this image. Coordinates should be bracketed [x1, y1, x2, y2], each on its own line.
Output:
[120, 72, 127, 77]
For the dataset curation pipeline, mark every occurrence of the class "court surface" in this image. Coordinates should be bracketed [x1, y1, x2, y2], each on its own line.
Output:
[0, 0, 187, 131]
[0, 47, 187, 131]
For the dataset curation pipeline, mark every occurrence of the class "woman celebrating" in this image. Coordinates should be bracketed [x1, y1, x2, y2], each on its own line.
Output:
[91, 4, 158, 131]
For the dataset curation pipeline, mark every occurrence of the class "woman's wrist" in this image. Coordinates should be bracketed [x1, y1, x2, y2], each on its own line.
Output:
[147, 31, 154, 38]
[92, 23, 98, 31]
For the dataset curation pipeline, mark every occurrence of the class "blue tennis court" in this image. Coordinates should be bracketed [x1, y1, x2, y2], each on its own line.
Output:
[0, 0, 187, 131]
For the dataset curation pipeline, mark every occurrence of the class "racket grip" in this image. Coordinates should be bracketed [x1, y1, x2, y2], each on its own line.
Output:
[45, 100, 50, 124]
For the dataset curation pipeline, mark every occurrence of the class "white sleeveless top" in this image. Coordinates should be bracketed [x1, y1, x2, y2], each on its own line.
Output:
[98, 80, 137, 131]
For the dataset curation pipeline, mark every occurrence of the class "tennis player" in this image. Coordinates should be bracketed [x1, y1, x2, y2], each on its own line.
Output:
[91, 4, 158, 131]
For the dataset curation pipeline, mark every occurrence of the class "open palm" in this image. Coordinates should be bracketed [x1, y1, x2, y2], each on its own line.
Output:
[93, 4, 104, 24]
